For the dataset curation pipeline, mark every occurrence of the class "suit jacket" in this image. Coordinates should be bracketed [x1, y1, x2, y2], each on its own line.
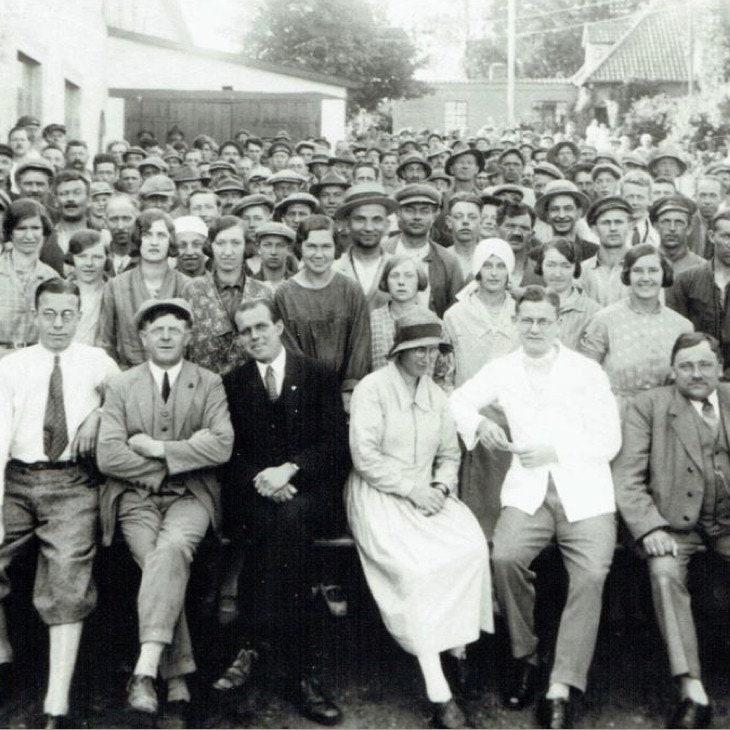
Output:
[221, 349, 350, 528]
[613, 384, 730, 542]
[96, 359, 234, 545]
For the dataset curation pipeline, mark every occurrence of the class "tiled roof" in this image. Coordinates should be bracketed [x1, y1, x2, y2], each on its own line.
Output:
[575, 3, 689, 85]
[582, 16, 632, 46]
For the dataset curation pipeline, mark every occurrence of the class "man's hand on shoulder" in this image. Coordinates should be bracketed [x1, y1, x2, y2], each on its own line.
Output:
[128, 433, 165, 459]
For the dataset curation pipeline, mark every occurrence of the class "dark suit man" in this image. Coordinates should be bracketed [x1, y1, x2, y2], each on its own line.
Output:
[97, 297, 233, 723]
[614, 332, 729, 729]
[215, 298, 349, 726]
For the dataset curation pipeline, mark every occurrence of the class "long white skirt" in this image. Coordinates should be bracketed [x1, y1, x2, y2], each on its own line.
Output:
[346, 473, 494, 656]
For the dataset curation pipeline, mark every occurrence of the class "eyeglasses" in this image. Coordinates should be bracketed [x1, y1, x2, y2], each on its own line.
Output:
[675, 361, 718, 376]
[39, 309, 78, 324]
[517, 317, 557, 329]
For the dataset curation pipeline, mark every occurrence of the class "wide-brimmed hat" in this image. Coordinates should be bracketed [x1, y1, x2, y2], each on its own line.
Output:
[134, 298, 193, 330]
[444, 148, 485, 176]
[334, 182, 396, 220]
[273, 192, 320, 218]
[387, 308, 443, 358]
[138, 156, 168, 174]
[534, 180, 590, 222]
[649, 146, 687, 175]
[310, 171, 350, 197]
[396, 154, 432, 180]
[546, 140, 579, 165]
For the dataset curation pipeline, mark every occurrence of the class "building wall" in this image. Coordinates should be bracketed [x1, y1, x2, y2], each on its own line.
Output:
[392, 81, 579, 132]
[0, 0, 108, 149]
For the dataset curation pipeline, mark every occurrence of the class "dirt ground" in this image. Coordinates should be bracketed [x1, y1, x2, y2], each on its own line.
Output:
[2, 545, 730, 729]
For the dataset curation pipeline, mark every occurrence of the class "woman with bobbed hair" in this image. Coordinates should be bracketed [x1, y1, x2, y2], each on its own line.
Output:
[533, 237, 601, 350]
[0, 198, 57, 356]
[580, 243, 693, 417]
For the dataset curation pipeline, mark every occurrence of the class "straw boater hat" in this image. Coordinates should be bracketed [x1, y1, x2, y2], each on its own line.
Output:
[387, 308, 443, 358]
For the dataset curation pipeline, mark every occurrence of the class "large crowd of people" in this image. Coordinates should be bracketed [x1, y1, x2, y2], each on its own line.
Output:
[1, 115, 730, 729]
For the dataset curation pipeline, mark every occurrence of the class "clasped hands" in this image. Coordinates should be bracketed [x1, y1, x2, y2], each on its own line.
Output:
[408, 482, 449, 517]
[254, 463, 299, 503]
[476, 419, 557, 469]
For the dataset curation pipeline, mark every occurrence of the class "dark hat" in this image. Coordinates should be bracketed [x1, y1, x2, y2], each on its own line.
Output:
[307, 152, 330, 170]
[173, 164, 202, 184]
[387, 308, 443, 358]
[648, 194, 697, 223]
[14, 158, 54, 182]
[591, 162, 622, 181]
[479, 193, 505, 208]
[310, 171, 350, 196]
[444, 148, 485, 176]
[16, 115, 40, 127]
[396, 154, 432, 180]
[247, 165, 272, 182]
[393, 184, 440, 208]
[334, 182, 397, 220]
[328, 152, 357, 167]
[427, 171, 452, 185]
[0, 144, 12, 159]
[621, 152, 649, 170]
[534, 180, 590, 222]
[498, 147, 525, 164]
[397, 138, 419, 155]
[547, 140, 579, 164]
[268, 140, 293, 157]
[138, 156, 169, 174]
[42, 123, 66, 136]
[214, 175, 247, 194]
[273, 130, 292, 142]
[273, 192, 320, 218]
[708, 162, 730, 176]
[123, 146, 146, 160]
[134, 298, 193, 330]
[231, 194, 275, 216]
[350, 142, 368, 154]
[533, 161, 564, 180]
[491, 183, 525, 201]
[649, 146, 687, 175]
[208, 160, 237, 175]
[586, 196, 633, 226]
[295, 140, 316, 153]
[255, 221, 296, 243]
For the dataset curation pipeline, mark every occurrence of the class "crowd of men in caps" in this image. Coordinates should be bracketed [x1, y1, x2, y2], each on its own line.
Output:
[2, 114, 730, 730]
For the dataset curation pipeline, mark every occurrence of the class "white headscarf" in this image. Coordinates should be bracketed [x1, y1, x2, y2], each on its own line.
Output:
[457, 238, 516, 301]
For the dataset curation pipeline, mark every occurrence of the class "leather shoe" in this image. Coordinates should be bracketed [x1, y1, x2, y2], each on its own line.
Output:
[536, 696, 575, 729]
[43, 715, 72, 729]
[669, 699, 712, 729]
[298, 675, 342, 726]
[431, 698, 466, 728]
[127, 673, 158, 714]
[504, 659, 538, 710]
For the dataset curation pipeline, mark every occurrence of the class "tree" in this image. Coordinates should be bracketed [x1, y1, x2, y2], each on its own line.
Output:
[468, 0, 645, 80]
[240, 0, 430, 113]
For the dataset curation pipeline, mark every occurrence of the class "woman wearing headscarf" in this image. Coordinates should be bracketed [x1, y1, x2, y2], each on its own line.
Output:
[443, 238, 521, 539]
[347, 309, 493, 729]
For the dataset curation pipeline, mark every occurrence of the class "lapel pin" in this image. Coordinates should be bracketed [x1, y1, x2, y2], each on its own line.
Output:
[291, 385, 297, 391]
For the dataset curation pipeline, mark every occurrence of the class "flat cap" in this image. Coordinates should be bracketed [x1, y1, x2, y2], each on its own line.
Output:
[274, 130, 292, 142]
[43, 123, 66, 136]
[621, 152, 649, 170]
[267, 169, 308, 186]
[231, 194, 275, 215]
[16, 115, 40, 127]
[533, 161, 563, 180]
[547, 140, 579, 163]
[255, 221, 296, 242]
[90, 181, 114, 197]
[586, 196, 633, 226]
[214, 175, 247, 194]
[123, 146, 146, 159]
[139, 174, 176, 197]
[134, 298, 193, 329]
[393, 183, 440, 207]
[591, 162, 622, 181]
[594, 151, 621, 167]
[335, 182, 397, 220]
[498, 147, 525, 164]
[208, 160, 237, 175]
[426, 145, 450, 160]
[427, 171, 452, 184]
[295, 140, 316, 153]
[649, 145, 688, 174]
[307, 153, 330, 170]
[173, 164, 202, 183]
[162, 150, 183, 163]
[14, 158, 54, 181]
[328, 152, 357, 166]
[648, 194, 697, 223]
[273, 192, 320, 217]
[268, 140, 293, 156]
[247, 165, 272, 182]
[138, 156, 168, 173]
[310, 171, 350, 196]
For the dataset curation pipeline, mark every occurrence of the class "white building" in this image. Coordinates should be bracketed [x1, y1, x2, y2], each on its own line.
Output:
[0, 0, 351, 151]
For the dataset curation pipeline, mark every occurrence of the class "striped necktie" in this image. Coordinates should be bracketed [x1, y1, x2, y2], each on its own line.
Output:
[43, 355, 69, 461]
[264, 365, 278, 402]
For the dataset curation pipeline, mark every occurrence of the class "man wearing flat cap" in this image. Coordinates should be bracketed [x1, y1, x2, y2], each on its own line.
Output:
[651, 196, 706, 276]
[267, 141, 292, 172]
[139, 175, 176, 214]
[579, 197, 633, 306]
[97, 298, 233, 722]
[332, 183, 395, 311]
[253, 222, 298, 292]
[171, 165, 203, 218]
[667, 210, 730, 377]
[214, 176, 247, 216]
[383, 184, 465, 318]
[267, 169, 307, 203]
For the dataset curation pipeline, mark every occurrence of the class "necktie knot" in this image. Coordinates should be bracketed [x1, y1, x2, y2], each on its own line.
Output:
[701, 398, 720, 436]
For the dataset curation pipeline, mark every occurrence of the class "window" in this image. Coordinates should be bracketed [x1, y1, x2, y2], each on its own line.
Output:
[444, 101, 468, 133]
[65, 80, 81, 138]
[16, 52, 41, 119]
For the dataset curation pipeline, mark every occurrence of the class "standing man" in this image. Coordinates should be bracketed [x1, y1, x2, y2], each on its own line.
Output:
[497, 202, 543, 293]
[445, 192, 482, 279]
[0, 278, 119, 727]
[449, 285, 620, 729]
[613, 332, 725, 729]
[620, 171, 658, 247]
[105, 194, 140, 277]
[651, 196, 706, 277]
[214, 298, 349, 725]
[49, 170, 92, 254]
[14, 160, 54, 204]
[691, 177, 724, 259]
[384, 184, 465, 317]
[379, 151, 401, 193]
[171, 166, 203, 218]
[580, 197, 633, 306]
[254, 222, 297, 291]
[444, 148, 484, 194]
[333, 183, 395, 310]
[97, 298, 233, 722]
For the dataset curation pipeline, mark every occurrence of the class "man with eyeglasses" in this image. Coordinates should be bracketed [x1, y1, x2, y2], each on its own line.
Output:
[449, 285, 620, 729]
[613, 331, 727, 729]
[0, 277, 119, 727]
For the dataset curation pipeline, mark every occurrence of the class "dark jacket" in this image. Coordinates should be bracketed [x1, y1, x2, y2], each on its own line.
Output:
[221, 349, 350, 529]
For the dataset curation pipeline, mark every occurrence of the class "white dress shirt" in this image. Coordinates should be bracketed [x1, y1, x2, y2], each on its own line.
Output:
[0, 342, 120, 501]
[449, 343, 621, 522]
[255, 347, 287, 398]
[148, 359, 183, 398]
[690, 390, 720, 420]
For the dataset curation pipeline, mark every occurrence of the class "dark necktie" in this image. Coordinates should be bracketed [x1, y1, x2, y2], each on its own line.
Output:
[264, 365, 278, 402]
[702, 399, 720, 438]
[43, 355, 69, 461]
[631, 225, 641, 246]
[162, 371, 171, 403]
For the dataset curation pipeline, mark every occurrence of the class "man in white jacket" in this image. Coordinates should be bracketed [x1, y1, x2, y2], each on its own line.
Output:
[449, 285, 621, 730]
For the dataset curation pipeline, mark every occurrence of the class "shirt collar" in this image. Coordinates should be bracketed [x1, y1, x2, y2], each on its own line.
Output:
[689, 389, 719, 416]
[148, 359, 184, 391]
[214, 268, 245, 290]
[388, 360, 432, 412]
[255, 346, 287, 383]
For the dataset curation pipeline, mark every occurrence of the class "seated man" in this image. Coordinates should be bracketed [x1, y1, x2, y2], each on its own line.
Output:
[214, 298, 350, 726]
[0, 278, 119, 728]
[614, 331, 727, 729]
[97, 298, 233, 724]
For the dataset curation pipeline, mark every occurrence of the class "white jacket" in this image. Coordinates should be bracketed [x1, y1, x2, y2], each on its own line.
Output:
[449, 343, 621, 522]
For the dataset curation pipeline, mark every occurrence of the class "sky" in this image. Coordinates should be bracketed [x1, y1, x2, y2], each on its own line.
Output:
[179, 0, 470, 80]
